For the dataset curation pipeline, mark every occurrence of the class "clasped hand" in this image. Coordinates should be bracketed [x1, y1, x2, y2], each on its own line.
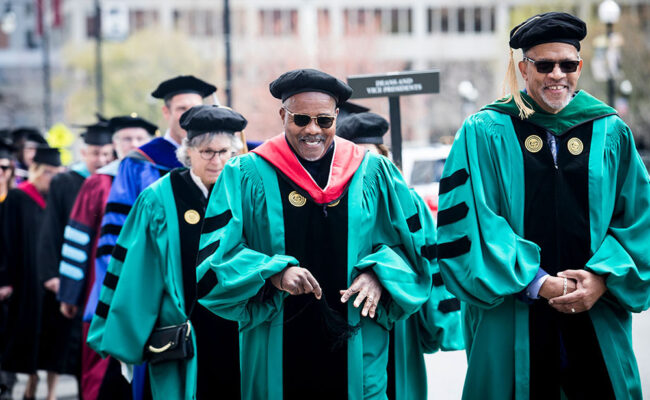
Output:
[270, 267, 382, 318]
[539, 270, 607, 314]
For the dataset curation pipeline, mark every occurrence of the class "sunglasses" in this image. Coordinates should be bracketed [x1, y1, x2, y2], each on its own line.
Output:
[0, 165, 11, 171]
[283, 107, 336, 129]
[523, 56, 581, 74]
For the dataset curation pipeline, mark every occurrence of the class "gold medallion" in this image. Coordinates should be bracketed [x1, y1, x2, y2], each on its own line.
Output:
[184, 209, 201, 225]
[288, 191, 306, 207]
[567, 137, 583, 155]
[524, 135, 543, 153]
[327, 199, 340, 208]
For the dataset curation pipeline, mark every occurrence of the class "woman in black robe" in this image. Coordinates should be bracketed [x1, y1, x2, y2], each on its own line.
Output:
[0, 147, 61, 400]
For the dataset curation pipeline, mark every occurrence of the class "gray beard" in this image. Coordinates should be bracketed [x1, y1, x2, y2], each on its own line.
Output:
[540, 90, 574, 112]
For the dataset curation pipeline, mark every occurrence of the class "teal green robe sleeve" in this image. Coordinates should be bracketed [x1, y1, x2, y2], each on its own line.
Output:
[87, 189, 166, 364]
[353, 157, 433, 329]
[197, 157, 296, 331]
[437, 112, 540, 309]
[586, 122, 650, 312]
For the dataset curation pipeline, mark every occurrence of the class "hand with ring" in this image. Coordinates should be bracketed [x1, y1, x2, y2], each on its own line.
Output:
[548, 269, 607, 314]
[339, 270, 383, 318]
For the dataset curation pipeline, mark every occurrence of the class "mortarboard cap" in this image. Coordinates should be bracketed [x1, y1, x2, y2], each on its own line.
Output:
[179, 105, 248, 141]
[108, 114, 158, 136]
[336, 112, 388, 145]
[12, 127, 47, 145]
[33, 146, 61, 167]
[151, 75, 217, 101]
[0, 128, 11, 144]
[269, 69, 353, 105]
[78, 122, 113, 146]
[510, 12, 587, 52]
[0, 139, 15, 159]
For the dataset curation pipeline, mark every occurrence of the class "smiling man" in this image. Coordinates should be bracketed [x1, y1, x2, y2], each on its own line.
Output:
[196, 68, 435, 399]
[437, 12, 650, 400]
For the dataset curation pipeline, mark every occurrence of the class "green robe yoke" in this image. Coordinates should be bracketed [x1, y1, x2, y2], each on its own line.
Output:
[87, 174, 198, 400]
[197, 150, 435, 399]
[437, 91, 650, 399]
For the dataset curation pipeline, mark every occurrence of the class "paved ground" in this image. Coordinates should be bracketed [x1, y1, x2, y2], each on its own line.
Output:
[10, 311, 650, 399]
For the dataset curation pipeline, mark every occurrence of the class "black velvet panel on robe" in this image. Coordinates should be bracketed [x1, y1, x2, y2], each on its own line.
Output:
[276, 171, 349, 400]
[170, 168, 241, 400]
[511, 117, 615, 400]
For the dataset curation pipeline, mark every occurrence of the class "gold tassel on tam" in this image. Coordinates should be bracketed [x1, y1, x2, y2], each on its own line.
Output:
[500, 48, 534, 119]
[240, 130, 249, 154]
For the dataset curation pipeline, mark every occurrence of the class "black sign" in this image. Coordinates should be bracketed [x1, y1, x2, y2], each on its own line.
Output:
[347, 70, 440, 99]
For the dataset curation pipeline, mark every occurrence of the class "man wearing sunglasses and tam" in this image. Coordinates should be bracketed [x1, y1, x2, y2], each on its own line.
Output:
[437, 11, 650, 400]
[196, 68, 436, 399]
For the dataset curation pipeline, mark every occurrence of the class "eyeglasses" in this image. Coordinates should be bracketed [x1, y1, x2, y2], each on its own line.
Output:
[523, 56, 581, 74]
[283, 107, 336, 129]
[198, 148, 233, 161]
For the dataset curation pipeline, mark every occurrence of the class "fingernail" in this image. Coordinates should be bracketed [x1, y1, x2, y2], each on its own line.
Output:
[549, 300, 553, 304]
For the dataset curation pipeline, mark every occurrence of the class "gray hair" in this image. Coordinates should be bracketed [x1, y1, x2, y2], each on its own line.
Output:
[176, 132, 244, 167]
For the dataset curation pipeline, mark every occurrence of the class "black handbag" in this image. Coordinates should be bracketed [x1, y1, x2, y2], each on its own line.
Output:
[144, 320, 194, 364]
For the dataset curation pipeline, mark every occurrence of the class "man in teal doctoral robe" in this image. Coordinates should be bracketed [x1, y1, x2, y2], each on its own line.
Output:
[196, 69, 438, 399]
[437, 12, 650, 400]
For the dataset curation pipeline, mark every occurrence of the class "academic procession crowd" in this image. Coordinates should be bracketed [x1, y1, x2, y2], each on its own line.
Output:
[0, 11, 649, 400]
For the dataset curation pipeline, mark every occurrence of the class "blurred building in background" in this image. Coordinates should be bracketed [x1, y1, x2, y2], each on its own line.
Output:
[1, 0, 649, 146]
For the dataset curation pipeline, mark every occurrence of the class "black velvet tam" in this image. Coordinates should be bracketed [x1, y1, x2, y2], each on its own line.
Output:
[269, 69, 353, 105]
[179, 105, 248, 140]
[510, 12, 587, 52]
[336, 112, 388, 145]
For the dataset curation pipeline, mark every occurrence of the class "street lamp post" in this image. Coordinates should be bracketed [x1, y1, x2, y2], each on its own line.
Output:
[94, 0, 104, 114]
[598, 0, 621, 107]
[223, 0, 232, 107]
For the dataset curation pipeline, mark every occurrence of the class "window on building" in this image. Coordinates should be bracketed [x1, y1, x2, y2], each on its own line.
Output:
[232, 9, 246, 36]
[457, 8, 465, 33]
[344, 7, 411, 35]
[86, 14, 97, 38]
[474, 7, 482, 32]
[174, 9, 219, 37]
[259, 9, 297, 36]
[441, 8, 449, 32]
[317, 9, 330, 36]
[428, 6, 496, 34]
[0, 31, 9, 49]
[129, 9, 159, 32]
[489, 7, 496, 32]
[26, 29, 38, 48]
